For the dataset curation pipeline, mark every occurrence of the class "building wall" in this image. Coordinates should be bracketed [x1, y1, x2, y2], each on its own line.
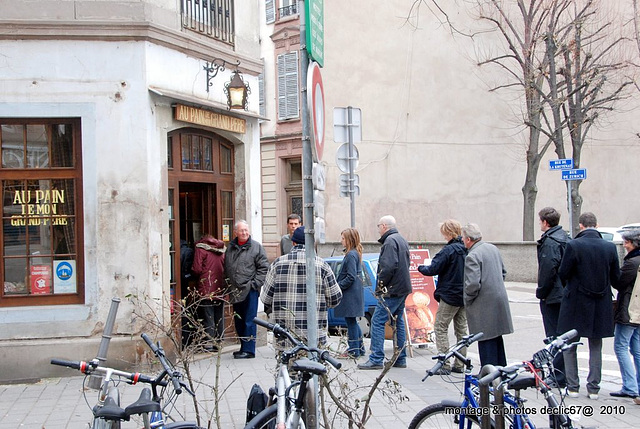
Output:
[259, 1, 640, 249]
[0, 0, 263, 382]
[318, 1, 640, 242]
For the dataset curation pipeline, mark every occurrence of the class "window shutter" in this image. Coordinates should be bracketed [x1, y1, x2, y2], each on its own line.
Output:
[277, 51, 299, 120]
[258, 72, 266, 119]
[265, 0, 275, 24]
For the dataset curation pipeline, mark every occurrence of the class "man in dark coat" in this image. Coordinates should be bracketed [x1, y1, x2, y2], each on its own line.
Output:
[358, 215, 412, 370]
[557, 212, 621, 399]
[536, 207, 569, 387]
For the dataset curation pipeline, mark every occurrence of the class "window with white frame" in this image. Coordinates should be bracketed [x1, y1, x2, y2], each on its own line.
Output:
[277, 51, 299, 120]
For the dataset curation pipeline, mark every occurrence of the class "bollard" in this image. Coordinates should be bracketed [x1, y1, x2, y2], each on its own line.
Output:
[87, 297, 121, 390]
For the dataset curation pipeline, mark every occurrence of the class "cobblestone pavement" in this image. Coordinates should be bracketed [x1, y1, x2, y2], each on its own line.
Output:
[1, 283, 638, 428]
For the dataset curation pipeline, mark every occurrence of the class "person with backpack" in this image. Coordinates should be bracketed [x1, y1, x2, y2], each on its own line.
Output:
[557, 212, 621, 400]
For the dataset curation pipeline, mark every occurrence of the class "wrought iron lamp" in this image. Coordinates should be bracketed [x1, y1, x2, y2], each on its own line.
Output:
[204, 58, 250, 110]
[224, 71, 251, 110]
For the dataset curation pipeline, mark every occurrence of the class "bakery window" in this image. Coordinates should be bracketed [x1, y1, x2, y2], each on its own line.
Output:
[0, 119, 83, 307]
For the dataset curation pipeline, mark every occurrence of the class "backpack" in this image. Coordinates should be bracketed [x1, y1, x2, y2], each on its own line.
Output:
[245, 383, 268, 424]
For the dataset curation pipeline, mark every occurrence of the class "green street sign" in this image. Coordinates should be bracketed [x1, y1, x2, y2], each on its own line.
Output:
[305, 0, 324, 67]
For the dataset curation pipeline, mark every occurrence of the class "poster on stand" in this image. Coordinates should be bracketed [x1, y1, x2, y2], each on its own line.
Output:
[405, 249, 438, 345]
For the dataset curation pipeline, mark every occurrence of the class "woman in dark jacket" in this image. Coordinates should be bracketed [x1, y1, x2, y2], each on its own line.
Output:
[191, 234, 226, 351]
[418, 219, 468, 374]
[611, 229, 640, 399]
[334, 228, 365, 358]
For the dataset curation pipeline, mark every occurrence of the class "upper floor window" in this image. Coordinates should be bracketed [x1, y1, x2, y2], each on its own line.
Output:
[181, 0, 235, 44]
[265, 0, 298, 24]
[277, 51, 300, 121]
[0, 119, 84, 307]
[278, 0, 297, 19]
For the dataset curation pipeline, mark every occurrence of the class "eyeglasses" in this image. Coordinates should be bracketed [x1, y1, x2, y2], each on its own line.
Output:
[377, 224, 384, 227]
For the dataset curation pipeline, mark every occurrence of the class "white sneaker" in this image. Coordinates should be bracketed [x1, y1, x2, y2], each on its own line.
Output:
[566, 389, 580, 398]
[588, 393, 599, 400]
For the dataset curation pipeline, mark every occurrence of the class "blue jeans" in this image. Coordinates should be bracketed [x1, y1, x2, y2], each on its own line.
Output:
[369, 295, 407, 365]
[232, 289, 259, 354]
[614, 323, 640, 395]
[345, 317, 364, 356]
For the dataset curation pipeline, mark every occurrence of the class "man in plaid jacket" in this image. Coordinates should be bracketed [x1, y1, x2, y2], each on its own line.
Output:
[261, 226, 342, 349]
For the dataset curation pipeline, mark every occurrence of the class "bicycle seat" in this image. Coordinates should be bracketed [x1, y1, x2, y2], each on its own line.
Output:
[94, 396, 129, 421]
[125, 387, 161, 416]
[506, 373, 536, 391]
[292, 358, 327, 376]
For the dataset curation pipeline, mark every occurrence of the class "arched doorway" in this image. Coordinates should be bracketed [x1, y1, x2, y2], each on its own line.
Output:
[166, 128, 235, 345]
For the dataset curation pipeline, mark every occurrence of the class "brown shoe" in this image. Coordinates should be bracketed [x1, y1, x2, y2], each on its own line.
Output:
[634, 397, 640, 405]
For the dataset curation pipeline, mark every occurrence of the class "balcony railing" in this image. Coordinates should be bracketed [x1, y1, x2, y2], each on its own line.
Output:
[278, 3, 298, 20]
[181, 0, 235, 44]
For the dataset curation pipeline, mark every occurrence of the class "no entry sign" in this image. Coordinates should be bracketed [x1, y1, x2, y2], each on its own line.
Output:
[307, 62, 325, 162]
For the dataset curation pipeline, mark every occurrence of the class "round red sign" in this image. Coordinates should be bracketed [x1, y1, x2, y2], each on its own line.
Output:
[307, 62, 325, 161]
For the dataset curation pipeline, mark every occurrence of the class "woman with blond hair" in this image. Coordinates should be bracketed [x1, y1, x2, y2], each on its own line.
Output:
[334, 228, 365, 358]
[418, 219, 468, 374]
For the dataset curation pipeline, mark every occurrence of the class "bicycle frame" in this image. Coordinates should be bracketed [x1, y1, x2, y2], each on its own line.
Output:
[445, 373, 533, 429]
[249, 318, 340, 429]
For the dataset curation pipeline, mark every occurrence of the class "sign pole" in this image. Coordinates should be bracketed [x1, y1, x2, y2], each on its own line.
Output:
[347, 106, 356, 228]
[299, 0, 317, 350]
[568, 180, 574, 238]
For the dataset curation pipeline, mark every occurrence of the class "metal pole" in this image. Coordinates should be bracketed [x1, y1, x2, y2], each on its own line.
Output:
[299, 0, 318, 349]
[300, 2, 320, 426]
[568, 180, 574, 238]
[88, 297, 121, 389]
[347, 106, 356, 228]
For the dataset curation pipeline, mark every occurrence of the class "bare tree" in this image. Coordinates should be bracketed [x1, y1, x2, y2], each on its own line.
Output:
[413, 0, 637, 238]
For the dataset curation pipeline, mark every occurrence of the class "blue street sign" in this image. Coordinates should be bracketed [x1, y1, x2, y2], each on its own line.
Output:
[561, 168, 587, 181]
[549, 159, 573, 170]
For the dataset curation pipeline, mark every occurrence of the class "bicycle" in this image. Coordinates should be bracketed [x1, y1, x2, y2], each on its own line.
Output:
[51, 332, 203, 429]
[244, 317, 342, 429]
[409, 329, 585, 429]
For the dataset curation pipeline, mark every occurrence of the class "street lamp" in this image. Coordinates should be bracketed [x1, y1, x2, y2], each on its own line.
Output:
[203, 58, 251, 110]
[224, 71, 251, 110]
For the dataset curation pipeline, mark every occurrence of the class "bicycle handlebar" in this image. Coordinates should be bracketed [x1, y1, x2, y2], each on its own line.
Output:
[424, 332, 483, 380]
[253, 317, 342, 370]
[477, 328, 579, 386]
[141, 333, 183, 395]
[50, 358, 159, 386]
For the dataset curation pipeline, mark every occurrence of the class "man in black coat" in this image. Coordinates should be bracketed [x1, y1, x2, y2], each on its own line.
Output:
[358, 215, 412, 370]
[557, 212, 621, 399]
[536, 207, 569, 387]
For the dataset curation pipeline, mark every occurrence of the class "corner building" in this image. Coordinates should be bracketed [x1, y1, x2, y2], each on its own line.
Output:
[0, 0, 263, 381]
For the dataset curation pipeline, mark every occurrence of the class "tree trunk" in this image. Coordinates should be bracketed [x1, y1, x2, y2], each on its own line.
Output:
[522, 170, 538, 241]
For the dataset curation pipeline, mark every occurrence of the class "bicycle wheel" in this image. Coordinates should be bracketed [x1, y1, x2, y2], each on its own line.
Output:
[408, 403, 487, 429]
[244, 403, 277, 429]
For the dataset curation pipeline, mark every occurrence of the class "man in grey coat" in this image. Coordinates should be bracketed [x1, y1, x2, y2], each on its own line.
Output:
[224, 220, 269, 359]
[462, 223, 513, 367]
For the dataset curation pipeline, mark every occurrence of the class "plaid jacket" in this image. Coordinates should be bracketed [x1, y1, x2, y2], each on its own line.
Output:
[261, 246, 342, 346]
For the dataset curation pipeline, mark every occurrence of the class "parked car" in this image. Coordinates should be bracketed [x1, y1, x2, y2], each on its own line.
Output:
[326, 253, 379, 337]
[597, 227, 623, 243]
[619, 223, 640, 232]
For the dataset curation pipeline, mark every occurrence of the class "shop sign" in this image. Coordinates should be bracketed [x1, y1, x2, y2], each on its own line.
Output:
[175, 104, 246, 134]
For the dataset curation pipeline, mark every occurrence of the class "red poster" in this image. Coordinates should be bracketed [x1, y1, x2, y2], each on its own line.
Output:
[30, 265, 51, 295]
[405, 249, 438, 344]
